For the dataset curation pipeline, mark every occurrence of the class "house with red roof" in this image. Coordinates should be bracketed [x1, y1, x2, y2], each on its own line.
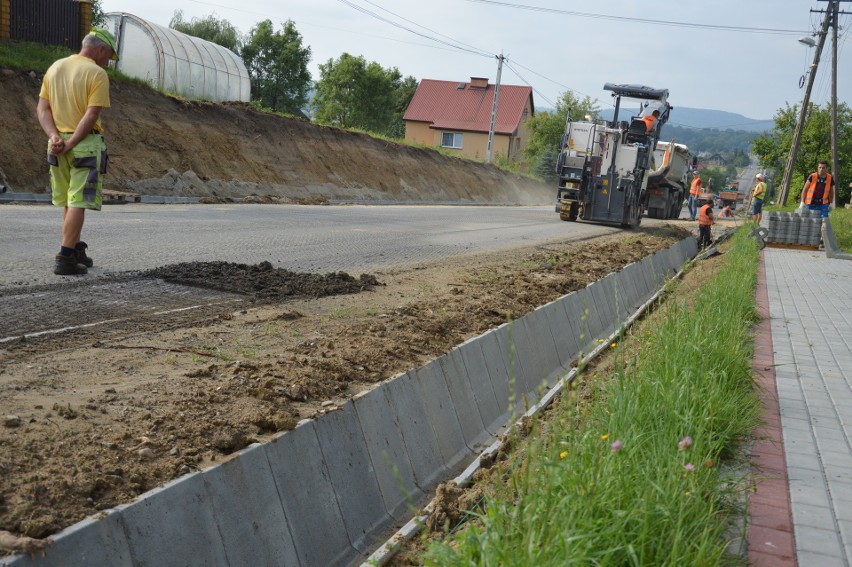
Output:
[403, 77, 534, 161]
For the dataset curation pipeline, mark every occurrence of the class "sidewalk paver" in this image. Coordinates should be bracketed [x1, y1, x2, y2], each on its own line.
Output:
[754, 248, 852, 566]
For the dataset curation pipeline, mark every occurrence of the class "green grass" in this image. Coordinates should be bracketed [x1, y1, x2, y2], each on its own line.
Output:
[425, 230, 762, 566]
[829, 208, 852, 252]
[0, 39, 72, 71]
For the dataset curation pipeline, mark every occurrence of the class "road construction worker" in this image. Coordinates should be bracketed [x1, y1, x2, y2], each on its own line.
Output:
[688, 172, 702, 220]
[697, 200, 714, 249]
[750, 173, 766, 224]
[37, 28, 118, 275]
[800, 160, 835, 219]
[641, 109, 660, 132]
[719, 205, 732, 218]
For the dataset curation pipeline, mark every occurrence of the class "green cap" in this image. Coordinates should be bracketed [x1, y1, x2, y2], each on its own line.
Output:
[88, 27, 119, 61]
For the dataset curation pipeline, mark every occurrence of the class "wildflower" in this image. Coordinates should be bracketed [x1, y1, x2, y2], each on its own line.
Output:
[600, 433, 609, 440]
[596, 339, 605, 343]
[684, 463, 696, 472]
[610, 342, 618, 349]
[611, 440, 623, 453]
[678, 436, 693, 451]
[685, 491, 691, 497]
[560, 451, 568, 459]
[704, 459, 714, 469]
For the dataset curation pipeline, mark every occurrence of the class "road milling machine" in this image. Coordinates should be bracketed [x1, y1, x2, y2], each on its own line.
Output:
[556, 83, 674, 227]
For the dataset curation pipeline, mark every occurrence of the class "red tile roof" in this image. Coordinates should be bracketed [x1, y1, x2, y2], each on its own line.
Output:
[403, 79, 534, 135]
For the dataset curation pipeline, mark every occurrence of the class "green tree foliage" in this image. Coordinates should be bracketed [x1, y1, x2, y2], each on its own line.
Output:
[313, 53, 416, 136]
[387, 75, 419, 138]
[695, 166, 728, 195]
[242, 20, 312, 116]
[662, 125, 758, 154]
[523, 91, 599, 183]
[169, 10, 242, 53]
[90, 0, 105, 26]
[752, 102, 851, 204]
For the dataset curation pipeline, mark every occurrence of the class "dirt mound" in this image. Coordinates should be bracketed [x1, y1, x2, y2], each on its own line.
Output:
[0, 66, 551, 205]
[142, 261, 381, 300]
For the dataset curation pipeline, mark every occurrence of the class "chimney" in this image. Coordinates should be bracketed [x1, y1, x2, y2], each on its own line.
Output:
[469, 77, 489, 89]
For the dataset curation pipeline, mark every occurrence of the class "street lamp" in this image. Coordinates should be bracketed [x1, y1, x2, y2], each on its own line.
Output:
[798, 36, 817, 47]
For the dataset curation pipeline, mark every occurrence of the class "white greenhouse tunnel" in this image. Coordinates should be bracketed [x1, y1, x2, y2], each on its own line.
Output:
[103, 12, 250, 103]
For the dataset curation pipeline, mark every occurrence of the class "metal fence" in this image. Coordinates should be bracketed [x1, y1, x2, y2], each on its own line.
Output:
[1, 0, 91, 48]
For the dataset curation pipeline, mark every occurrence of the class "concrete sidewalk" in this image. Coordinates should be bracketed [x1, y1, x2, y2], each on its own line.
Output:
[751, 248, 852, 566]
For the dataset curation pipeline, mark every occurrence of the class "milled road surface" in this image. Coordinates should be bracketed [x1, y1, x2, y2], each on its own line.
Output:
[1, 204, 646, 343]
[3, 204, 626, 288]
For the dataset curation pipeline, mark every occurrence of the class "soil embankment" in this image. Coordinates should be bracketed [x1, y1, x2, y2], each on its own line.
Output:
[0, 67, 551, 204]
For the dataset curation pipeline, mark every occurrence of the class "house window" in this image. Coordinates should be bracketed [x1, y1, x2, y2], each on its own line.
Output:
[441, 132, 463, 149]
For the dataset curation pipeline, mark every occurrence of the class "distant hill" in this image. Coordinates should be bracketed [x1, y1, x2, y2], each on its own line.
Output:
[600, 106, 772, 132]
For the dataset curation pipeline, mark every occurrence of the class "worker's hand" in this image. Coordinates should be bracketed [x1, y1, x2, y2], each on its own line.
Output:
[49, 135, 66, 156]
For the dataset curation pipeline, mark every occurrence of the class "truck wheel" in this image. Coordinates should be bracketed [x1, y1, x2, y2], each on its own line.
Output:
[559, 203, 578, 222]
[670, 199, 682, 219]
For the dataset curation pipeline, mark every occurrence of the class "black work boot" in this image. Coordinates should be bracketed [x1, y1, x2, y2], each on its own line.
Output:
[54, 253, 88, 275]
[75, 241, 94, 267]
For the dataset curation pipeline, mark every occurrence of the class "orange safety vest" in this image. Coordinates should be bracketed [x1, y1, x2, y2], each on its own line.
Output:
[698, 204, 714, 226]
[690, 177, 702, 196]
[803, 172, 833, 205]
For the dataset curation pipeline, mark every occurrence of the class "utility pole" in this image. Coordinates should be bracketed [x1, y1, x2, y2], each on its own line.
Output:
[830, 1, 839, 208]
[777, 4, 832, 205]
[485, 53, 505, 165]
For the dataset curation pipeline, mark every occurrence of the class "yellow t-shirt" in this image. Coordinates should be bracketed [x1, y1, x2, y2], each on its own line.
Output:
[39, 54, 110, 133]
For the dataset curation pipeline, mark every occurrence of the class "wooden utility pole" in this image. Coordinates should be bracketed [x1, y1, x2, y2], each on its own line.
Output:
[777, 4, 832, 206]
[486, 53, 505, 165]
[830, 1, 839, 207]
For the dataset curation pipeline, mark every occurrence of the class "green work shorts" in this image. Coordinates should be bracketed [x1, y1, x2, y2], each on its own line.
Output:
[48, 133, 107, 211]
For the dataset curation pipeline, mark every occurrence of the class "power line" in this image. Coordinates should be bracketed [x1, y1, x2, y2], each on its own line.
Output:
[335, 0, 493, 58]
[356, 0, 494, 58]
[456, 0, 809, 35]
[503, 60, 555, 107]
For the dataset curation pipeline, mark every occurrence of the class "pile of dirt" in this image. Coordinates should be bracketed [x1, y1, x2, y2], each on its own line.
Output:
[0, 227, 689, 544]
[141, 261, 382, 300]
[0, 66, 551, 205]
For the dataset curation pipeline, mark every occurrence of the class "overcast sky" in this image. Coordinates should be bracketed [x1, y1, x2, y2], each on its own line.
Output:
[100, 0, 850, 124]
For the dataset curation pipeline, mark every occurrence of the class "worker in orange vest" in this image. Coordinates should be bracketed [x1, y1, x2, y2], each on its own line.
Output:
[688, 172, 702, 220]
[800, 160, 835, 219]
[697, 200, 714, 249]
[641, 109, 660, 132]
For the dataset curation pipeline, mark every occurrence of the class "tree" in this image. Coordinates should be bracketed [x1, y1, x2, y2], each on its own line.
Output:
[523, 91, 599, 182]
[753, 102, 851, 204]
[169, 10, 242, 53]
[241, 20, 312, 116]
[91, 0, 105, 26]
[313, 53, 416, 136]
[388, 75, 419, 139]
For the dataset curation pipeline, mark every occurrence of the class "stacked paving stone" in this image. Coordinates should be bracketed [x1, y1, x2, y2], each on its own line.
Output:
[767, 210, 822, 245]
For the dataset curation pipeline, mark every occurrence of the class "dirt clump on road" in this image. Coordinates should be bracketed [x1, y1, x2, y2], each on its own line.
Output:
[142, 261, 382, 300]
[0, 226, 688, 546]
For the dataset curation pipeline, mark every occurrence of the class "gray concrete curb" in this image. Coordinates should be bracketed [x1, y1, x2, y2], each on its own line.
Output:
[2, 236, 698, 567]
[823, 218, 852, 260]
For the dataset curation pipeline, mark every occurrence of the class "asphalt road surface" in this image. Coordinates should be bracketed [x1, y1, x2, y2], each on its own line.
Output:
[0, 203, 637, 344]
[3, 204, 626, 289]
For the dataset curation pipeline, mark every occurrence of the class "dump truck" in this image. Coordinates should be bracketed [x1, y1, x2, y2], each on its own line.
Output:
[716, 180, 740, 209]
[644, 141, 692, 219]
[555, 83, 671, 228]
